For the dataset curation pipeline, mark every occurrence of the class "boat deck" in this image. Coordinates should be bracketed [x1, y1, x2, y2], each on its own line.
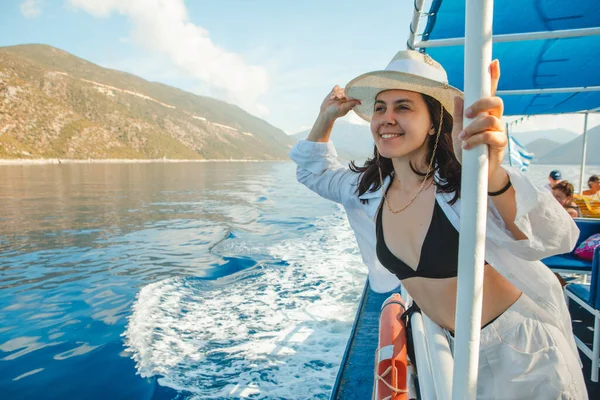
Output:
[330, 283, 600, 399]
[330, 284, 389, 399]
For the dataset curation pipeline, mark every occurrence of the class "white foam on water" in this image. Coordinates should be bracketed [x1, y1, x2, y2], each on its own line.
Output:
[124, 207, 367, 399]
[12, 368, 44, 381]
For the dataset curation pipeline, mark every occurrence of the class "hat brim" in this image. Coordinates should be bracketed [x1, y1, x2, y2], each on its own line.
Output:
[345, 70, 463, 122]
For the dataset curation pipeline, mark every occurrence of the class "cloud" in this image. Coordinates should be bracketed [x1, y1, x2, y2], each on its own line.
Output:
[20, 0, 43, 18]
[67, 0, 269, 116]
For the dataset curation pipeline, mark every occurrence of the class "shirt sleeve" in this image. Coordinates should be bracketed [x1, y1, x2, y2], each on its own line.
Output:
[288, 140, 361, 206]
[485, 166, 580, 261]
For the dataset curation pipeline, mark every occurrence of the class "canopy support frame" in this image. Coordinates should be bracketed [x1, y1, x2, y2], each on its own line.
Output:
[498, 86, 600, 95]
[414, 27, 600, 49]
[578, 113, 589, 193]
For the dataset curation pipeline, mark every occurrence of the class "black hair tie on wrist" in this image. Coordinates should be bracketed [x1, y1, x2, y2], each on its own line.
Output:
[488, 177, 512, 196]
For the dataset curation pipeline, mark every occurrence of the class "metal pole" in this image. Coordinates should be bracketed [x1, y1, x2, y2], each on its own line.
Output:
[578, 113, 589, 193]
[452, 0, 494, 399]
[414, 26, 600, 48]
[497, 86, 600, 95]
[407, 0, 426, 49]
[506, 123, 513, 167]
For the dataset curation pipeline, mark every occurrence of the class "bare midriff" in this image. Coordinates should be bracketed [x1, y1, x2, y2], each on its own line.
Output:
[401, 264, 522, 331]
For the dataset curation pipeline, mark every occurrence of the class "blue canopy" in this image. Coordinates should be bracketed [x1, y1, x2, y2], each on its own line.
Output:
[414, 0, 600, 116]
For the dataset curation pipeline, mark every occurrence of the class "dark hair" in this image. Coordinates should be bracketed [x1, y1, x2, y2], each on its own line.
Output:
[349, 94, 461, 204]
[553, 181, 574, 198]
[588, 175, 599, 188]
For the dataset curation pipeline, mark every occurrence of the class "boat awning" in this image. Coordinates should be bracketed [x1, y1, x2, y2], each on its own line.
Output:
[409, 0, 600, 116]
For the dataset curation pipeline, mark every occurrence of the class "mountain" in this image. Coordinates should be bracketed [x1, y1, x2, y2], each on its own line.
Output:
[537, 126, 600, 165]
[522, 138, 561, 161]
[0, 44, 294, 160]
[291, 120, 374, 161]
[289, 119, 597, 166]
[511, 128, 579, 146]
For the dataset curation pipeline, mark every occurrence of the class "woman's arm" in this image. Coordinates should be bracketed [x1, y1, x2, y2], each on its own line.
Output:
[290, 140, 359, 205]
[567, 206, 579, 218]
[307, 113, 335, 143]
[484, 167, 580, 261]
[487, 169, 527, 240]
[307, 85, 361, 143]
[289, 86, 363, 205]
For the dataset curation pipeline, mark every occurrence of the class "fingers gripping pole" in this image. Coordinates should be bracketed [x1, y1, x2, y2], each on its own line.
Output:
[452, 1, 494, 400]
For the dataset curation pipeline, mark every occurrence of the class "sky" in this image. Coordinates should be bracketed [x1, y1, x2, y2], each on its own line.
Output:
[1, 0, 599, 136]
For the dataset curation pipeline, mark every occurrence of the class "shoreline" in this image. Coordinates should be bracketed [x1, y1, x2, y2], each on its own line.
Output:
[0, 158, 288, 165]
[1, 158, 595, 167]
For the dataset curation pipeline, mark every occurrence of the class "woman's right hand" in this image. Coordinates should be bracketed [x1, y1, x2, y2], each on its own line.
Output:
[319, 85, 361, 121]
[307, 86, 361, 142]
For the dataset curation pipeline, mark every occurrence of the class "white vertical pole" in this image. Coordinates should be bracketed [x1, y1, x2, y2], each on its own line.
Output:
[452, 0, 494, 399]
[506, 123, 513, 167]
[592, 315, 600, 382]
[578, 113, 589, 194]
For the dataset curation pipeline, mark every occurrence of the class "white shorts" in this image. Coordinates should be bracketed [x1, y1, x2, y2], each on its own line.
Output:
[444, 294, 588, 399]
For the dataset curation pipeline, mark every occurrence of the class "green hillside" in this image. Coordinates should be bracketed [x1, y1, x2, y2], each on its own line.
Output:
[0, 44, 294, 160]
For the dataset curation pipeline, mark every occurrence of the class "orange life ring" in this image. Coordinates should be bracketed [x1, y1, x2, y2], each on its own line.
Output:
[373, 293, 408, 400]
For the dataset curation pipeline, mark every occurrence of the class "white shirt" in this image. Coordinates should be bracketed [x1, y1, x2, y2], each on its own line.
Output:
[289, 139, 581, 357]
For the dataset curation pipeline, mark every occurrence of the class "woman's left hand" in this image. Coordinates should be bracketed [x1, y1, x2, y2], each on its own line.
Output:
[451, 60, 506, 182]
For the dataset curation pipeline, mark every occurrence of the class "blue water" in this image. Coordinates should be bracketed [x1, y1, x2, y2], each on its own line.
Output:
[1, 161, 593, 399]
[0, 162, 367, 399]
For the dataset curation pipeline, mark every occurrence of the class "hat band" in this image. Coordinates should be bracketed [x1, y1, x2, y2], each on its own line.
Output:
[384, 58, 448, 84]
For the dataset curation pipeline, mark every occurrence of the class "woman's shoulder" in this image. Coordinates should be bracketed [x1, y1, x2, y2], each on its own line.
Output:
[565, 203, 580, 217]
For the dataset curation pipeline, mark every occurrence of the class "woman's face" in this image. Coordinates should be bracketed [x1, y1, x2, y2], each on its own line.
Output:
[552, 189, 571, 206]
[370, 89, 434, 160]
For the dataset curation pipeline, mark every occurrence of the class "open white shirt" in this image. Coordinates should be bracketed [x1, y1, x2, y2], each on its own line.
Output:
[289, 139, 581, 358]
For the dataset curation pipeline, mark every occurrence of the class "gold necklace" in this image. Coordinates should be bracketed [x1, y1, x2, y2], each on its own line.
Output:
[379, 107, 442, 214]
[380, 165, 434, 214]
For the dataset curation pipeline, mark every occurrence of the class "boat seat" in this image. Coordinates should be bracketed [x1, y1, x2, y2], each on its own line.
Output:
[543, 253, 593, 274]
[573, 195, 600, 219]
[543, 218, 600, 274]
[565, 246, 600, 382]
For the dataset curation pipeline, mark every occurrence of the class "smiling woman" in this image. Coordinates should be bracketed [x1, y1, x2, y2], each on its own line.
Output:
[351, 90, 460, 212]
[290, 49, 587, 398]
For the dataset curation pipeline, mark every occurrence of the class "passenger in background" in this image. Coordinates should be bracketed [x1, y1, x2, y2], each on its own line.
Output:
[544, 169, 562, 190]
[582, 174, 599, 196]
[552, 181, 581, 218]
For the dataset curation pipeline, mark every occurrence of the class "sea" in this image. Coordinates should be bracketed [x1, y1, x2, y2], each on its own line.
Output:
[0, 161, 596, 400]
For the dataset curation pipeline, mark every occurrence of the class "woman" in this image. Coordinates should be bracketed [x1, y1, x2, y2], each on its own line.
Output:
[553, 181, 581, 218]
[290, 51, 586, 398]
[582, 175, 599, 197]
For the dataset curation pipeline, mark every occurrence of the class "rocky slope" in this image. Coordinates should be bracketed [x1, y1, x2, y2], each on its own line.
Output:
[0, 44, 294, 160]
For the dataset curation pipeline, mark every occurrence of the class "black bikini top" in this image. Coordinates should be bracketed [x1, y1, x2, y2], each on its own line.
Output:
[376, 192, 460, 280]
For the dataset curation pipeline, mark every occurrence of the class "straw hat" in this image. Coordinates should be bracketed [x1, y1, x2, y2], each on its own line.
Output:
[345, 50, 463, 121]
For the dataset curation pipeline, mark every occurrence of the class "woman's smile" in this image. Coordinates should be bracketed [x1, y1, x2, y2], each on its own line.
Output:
[378, 132, 405, 140]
